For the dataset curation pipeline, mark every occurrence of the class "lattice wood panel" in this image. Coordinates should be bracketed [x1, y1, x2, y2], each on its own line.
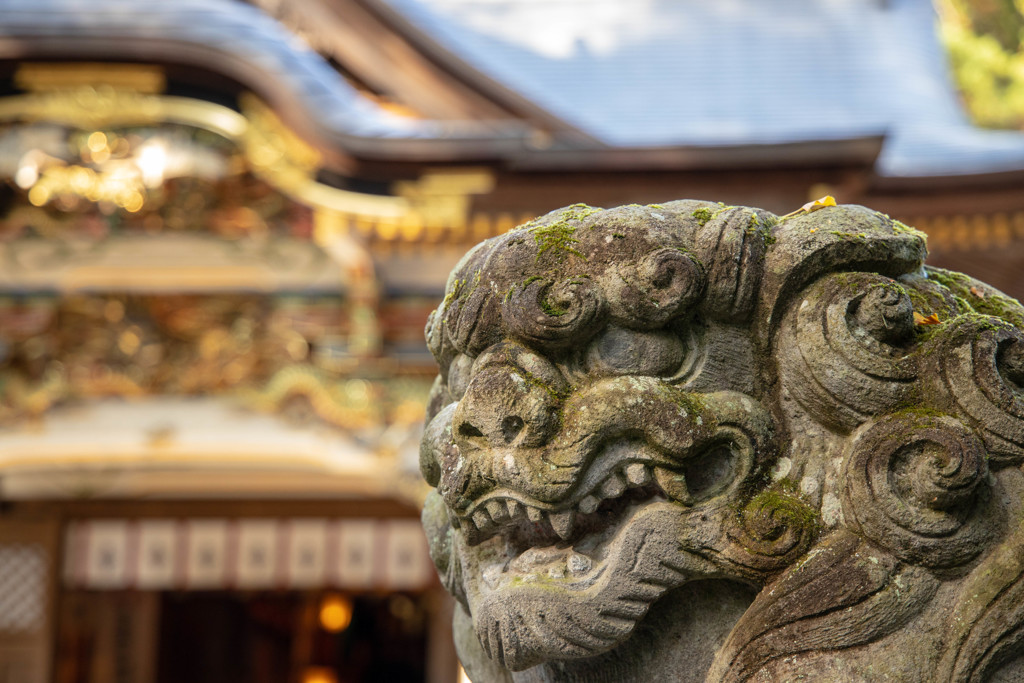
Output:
[0, 543, 47, 633]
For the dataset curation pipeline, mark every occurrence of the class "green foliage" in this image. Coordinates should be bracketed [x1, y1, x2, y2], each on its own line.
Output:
[939, 0, 1024, 129]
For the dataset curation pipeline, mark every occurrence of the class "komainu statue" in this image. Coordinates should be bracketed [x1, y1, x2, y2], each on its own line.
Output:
[419, 200, 1024, 682]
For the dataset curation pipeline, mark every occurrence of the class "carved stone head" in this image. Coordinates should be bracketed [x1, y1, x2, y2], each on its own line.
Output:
[419, 201, 1024, 682]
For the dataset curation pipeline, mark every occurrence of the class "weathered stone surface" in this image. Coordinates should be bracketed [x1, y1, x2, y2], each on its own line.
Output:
[419, 200, 1024, 681]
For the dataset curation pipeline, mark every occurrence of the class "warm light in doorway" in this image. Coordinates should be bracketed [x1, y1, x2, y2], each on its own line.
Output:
[318, 593, 353, 632]
[302, 667, 339, 683]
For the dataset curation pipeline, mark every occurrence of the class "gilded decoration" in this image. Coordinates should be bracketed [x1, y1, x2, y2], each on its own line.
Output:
[0, 64, 441, 439]
[0, 290, 431, 431]
[0, 65, 500, 244]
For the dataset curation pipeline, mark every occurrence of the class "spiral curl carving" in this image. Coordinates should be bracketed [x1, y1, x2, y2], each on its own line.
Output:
[841, 413, 994, 568]
[693, 395, 814, 576]
[501, 277, 607, 350]
[922, 316, 1024, 466]
[779, 273, 918, 432]
[607, 247, 705, 329]
[723, 488, 817, 573]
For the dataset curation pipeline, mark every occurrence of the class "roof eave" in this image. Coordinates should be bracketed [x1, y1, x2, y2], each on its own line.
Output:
[871, 167, 1024, 192]
[0, 34, 536, 163]
[506, 135, 887, 172]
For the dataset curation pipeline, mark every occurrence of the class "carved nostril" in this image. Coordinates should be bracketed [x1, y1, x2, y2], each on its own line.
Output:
[500, 416, 525, 444]
[459, 422, 485, 439]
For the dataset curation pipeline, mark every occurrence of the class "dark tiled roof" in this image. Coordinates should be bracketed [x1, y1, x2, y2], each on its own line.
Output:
[4, 0, 1023, 176]
[0, 0, 527, 159]
[383, 0, 1024, 177]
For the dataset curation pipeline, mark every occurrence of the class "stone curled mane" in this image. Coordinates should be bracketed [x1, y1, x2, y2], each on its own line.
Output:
[423, 200, 1024, 682]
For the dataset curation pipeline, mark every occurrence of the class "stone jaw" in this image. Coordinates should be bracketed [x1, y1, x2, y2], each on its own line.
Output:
[420, 200, 1024, 682]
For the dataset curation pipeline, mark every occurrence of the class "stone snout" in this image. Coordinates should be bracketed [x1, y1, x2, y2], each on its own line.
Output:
[443, 361, 563, 510]
[423, 344, 770, 548]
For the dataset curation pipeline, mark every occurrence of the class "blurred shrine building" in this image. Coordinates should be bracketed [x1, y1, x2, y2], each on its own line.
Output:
[0, 1, 1023, 682]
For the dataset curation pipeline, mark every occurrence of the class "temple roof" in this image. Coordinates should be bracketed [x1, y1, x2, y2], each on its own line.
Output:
[379, 0, 1024, 177]
[0, 0, 528, 161]
[1, 0, 1024, 177]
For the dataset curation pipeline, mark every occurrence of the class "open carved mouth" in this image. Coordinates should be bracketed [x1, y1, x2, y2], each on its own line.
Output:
[430, 391, 769, 670]
[457, 460, 661, 544]
[471, 489, 662, 595]
[451, 486, 716, 670]
[451, 443, 728, 598]
[454, 434, 740, 550]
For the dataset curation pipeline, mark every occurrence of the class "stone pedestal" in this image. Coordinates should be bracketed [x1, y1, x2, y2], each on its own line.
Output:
[419, 201, 1024, 682]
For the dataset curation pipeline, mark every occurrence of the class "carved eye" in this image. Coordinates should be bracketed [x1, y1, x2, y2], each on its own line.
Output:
[683, 441, 739, 502]
[585, 325, 686, 377]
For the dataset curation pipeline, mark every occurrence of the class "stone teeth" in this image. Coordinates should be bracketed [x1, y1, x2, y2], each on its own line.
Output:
[579, 494, 600, 514]
[506, 499, 521, 518]
[548, 510, 576, 540]
[473, 509, 492, 531]
[625, 462, 650, 486]
[526, 506, 544, 523]
[601, 471, 627, 498]
[654, 467, 692, 504]
[567, 553, 592, 576]
[487, 500, 510, 522]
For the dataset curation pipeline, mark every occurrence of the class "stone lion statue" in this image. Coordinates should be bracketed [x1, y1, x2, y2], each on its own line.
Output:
[419, 201, 1024, 682]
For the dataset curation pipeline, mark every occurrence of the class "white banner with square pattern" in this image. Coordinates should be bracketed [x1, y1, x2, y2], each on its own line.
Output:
[63, 518, 434, 591]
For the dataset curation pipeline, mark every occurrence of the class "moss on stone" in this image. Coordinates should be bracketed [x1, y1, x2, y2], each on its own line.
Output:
[926, 268, 971, 292]
[892, 220, 928, 242]
[529, 204, 601, 261]
[973, 293, 1024, 328]
[895, 406, 948, 421]
[540, 295, 569, 317]
[526, 368, 570, 402]
[927, 268, 1024, 328]
[745, 211, 777, 247]
[873, 211, 929, 243]
[905, 287, 934, 315]
[829, 230, 869, 242]
[531, 222, 584, 260]
[746, 486, 821, 534]
[692, 207, 714, 226]
[443, 278, 465, 307]
[655, 383, 709, 422]
[912, 318, 949, 344]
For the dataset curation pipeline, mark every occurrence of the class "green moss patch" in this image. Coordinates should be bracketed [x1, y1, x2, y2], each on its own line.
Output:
[692, 207, 714, 226]
[528, 203, 601, 261]
[747, 487, 821, 533]
[927, 268, 1024, 328]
